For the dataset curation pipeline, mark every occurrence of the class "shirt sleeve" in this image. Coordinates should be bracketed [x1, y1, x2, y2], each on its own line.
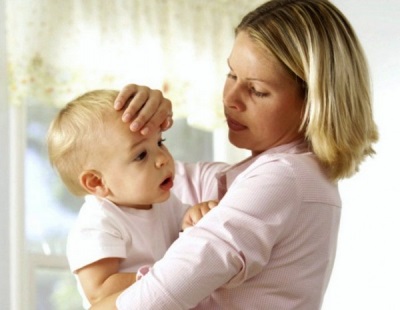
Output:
[172, 161, 230, 205]
[67, 202, 127, 272]
[117, 158, 301, 309]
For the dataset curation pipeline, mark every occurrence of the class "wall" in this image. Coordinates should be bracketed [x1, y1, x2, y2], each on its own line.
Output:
[324, 1, 400, 309]
[0, 0, 11, 307]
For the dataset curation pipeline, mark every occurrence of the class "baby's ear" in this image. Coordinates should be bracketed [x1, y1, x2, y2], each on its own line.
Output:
[79, 170, 110, 197]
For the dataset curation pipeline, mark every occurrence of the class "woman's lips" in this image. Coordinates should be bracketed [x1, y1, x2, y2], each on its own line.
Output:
[226, 116, 247, 131]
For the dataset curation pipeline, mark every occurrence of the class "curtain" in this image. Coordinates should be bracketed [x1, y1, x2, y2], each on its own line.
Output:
[6, 0, 263, 130]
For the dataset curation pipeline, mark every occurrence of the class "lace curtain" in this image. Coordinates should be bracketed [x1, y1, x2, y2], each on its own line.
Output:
[6, 0, 263, 130]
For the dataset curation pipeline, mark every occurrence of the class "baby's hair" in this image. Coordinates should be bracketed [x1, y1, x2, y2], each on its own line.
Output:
[47, 89, 119, 195]
[237, 0, 378, 180]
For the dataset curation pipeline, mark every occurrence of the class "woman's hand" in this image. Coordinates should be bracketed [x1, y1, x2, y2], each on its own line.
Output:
[114, 84, 173, 135]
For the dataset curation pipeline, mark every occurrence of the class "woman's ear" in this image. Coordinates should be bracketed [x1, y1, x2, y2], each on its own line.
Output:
[79, 170, 110, 197]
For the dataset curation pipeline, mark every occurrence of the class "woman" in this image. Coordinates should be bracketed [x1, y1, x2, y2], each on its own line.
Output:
[93, 0, 378, 309]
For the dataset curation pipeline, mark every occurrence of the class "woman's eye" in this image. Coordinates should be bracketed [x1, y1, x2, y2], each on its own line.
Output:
[226, 72, 237, 80]
[251, 87, 268, 98]
[158, 138, 166, 147]
[135, 151, 147, 161]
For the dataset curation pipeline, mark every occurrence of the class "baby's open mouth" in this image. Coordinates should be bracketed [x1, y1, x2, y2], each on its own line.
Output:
[161, 177, 171, 186]
[160, 177, 173, 190]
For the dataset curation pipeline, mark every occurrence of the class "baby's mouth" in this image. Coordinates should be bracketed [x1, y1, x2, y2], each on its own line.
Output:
[160, 177, 173, 191]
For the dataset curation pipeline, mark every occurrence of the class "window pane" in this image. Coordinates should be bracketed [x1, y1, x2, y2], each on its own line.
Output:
[26, 104, 82, 256]
[35, 267, 82, 310]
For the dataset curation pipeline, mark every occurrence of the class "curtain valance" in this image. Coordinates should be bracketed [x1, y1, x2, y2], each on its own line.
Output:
[6, 0, 263, 130]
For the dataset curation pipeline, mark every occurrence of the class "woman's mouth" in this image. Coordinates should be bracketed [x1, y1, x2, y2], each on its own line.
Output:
[226, 116, 247, 131]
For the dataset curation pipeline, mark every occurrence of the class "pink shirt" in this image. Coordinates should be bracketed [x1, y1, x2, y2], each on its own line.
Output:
[117, 140, 341, 310]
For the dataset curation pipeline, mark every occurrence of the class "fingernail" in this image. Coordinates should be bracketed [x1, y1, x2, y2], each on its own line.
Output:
[140, 127, 149, 135]
[122, 113, 132, 122]
[166, 117, 172, 128]
[162, 118, 172, 131]
[130, 121, 139, 131]
[114, 100, 122, 109]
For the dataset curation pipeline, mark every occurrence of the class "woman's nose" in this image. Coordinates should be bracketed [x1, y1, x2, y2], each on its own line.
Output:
[223, 83, 245, 111]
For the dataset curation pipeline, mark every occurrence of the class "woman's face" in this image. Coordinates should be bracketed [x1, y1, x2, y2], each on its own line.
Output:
[223, 31, 305, 155]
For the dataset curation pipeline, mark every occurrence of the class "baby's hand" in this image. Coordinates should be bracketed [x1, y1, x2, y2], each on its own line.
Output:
[181, 200, 218, 231]
[136, 265, 151, 281]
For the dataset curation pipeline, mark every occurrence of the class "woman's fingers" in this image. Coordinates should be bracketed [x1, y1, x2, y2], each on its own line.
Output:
[114, 84, 172, 134]
[114, 84, 145, 111]
[133, 96, 172, 135]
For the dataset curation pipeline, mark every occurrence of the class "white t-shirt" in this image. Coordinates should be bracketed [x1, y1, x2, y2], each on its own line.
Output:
[67, 193, 189, 308]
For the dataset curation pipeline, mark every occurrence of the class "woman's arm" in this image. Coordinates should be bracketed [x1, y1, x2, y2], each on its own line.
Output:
[77, 257, 136, 306]
[114, 159, 304, 309]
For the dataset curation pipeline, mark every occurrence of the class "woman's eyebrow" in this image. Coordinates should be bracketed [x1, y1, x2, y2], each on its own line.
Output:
[227, 57, 281, 88]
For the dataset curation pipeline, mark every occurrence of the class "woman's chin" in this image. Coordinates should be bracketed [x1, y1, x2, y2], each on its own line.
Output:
[228, 134, 249, 149]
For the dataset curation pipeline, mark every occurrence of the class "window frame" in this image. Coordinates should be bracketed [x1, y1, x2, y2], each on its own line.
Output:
[1, 0, 12, 307]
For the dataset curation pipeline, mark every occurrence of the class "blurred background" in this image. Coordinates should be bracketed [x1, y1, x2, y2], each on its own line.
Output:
[1, 0, 399, 309]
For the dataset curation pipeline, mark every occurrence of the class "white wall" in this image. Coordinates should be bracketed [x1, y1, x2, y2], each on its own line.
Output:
[324, 1, 400, 309]
[0, 0, 11, 307]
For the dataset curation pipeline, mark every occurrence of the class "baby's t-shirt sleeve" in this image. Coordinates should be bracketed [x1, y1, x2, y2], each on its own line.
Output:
[66, 197, 127, 273]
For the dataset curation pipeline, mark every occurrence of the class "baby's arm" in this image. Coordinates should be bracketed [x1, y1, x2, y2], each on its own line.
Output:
[181, 200, 218, 230]
[90, 290, 121, 310]
[76, 257, 136, 306]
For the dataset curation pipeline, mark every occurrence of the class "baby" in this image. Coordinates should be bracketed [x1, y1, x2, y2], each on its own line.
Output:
[47, 89, 213, 308]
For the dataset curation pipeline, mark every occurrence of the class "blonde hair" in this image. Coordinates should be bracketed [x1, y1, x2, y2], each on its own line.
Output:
[237, 0, 378, 180]
[47, 89, 119, 196]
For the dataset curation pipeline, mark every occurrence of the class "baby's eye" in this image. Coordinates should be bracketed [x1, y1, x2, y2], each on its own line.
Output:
[158, 138, 166, 147]
[134, 151, 147, 161]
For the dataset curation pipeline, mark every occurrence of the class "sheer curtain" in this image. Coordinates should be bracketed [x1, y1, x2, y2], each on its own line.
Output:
[6, 0, 262, 130]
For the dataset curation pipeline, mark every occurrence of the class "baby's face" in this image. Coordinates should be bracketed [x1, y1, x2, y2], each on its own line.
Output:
[93, 115, 175, 209]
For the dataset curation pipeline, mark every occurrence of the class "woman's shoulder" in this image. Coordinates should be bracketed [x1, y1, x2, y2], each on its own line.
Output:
[237, 145, 314, 173]
[233, 149, 332, 195]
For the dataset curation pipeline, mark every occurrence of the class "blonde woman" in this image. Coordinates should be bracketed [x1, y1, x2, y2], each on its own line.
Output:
[93, 0, 378, 309]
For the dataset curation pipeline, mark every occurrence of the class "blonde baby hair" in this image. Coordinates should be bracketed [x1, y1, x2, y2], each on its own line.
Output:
[47, 89, 119, 195]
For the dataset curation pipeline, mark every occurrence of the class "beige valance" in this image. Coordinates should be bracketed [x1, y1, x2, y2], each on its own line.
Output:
[6, 0, 263, 130]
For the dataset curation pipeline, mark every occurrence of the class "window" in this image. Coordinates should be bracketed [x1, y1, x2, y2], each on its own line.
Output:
[26, 104, 83, 309]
